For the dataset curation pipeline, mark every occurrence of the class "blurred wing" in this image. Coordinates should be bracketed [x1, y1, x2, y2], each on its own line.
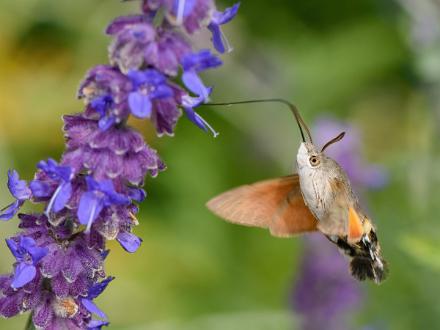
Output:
[317, 178, 364, 242]
[206, 175, 317, 237]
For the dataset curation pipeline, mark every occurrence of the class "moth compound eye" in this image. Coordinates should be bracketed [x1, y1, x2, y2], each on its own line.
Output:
[309, 156, 320, 167]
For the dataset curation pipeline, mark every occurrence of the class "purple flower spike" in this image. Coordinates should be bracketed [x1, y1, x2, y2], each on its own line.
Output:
[78, 176, 130, 233]
[0, 0, 237, 327]
[208, 3, 240, 53]
[117, 232, 142, 253]
[6, 236, 48, 289]
[0, 170, 31, 221]
[30, 159, 73, 216]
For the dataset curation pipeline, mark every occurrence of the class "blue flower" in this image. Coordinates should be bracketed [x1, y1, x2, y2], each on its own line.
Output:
[90, 95, 117, 131]
[82, 277, 114, 325]
[30, 159, 73, 217]
[181, 92, 219, 137]
[181, 49, 222, 101]
[180, 50, 222, 135]
[6, 236, 48, 289]
[78, 176, 130, 233]
[127, 187, 147, 202]
[208, 3, 240, 53]
[0, 170, 31, 221]
[127, 69, 174, 119]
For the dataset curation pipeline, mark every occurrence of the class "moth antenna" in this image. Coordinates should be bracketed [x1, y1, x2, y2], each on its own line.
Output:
[321, 131, 345, 152]
[204, 99, 313, 143]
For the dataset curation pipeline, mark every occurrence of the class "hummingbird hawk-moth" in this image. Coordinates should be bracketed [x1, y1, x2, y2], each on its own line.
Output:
[206, 99, 388, 284]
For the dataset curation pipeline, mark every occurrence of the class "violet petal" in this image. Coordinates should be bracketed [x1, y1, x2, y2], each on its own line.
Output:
[11, 263, 36, 289]
[82, 299, 107, 320]
[7, 170, 31, 200]
[128, 92, 152, 118]
[78, 192, 104, 226]
[117, 232, 142, 253]
[0, 200, 22, 221]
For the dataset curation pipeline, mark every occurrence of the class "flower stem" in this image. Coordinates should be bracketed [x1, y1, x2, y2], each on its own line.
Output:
[24, 314, 35, 330]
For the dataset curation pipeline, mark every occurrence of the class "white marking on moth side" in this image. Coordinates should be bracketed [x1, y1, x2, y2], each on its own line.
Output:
[376, 257, 383, 270]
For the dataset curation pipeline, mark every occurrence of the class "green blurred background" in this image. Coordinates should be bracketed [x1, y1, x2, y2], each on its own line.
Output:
[0, 0, 439, 329]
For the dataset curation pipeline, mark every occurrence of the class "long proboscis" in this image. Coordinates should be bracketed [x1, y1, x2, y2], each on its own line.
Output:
[203, 99, 313, 143]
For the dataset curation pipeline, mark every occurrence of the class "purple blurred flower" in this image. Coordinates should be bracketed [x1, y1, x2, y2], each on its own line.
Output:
[208, 3, 240, 53]
[292, 234, 362, 330]
[0, 170, 31, 221]
[312, 117, 387, 189]
[6, 236, 48, 289]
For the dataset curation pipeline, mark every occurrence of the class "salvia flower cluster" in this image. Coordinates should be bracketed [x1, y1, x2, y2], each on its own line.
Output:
[0, 1, 239, 328]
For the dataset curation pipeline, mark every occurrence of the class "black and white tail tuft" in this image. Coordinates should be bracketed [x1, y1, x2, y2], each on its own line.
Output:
[333, 229, 389, 284]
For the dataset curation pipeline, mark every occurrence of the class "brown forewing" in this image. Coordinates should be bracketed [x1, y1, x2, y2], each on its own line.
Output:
[206, 175, 318, 237]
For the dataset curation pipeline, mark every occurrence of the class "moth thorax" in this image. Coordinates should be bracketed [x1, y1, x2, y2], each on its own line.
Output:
[297, 168, 333, 221]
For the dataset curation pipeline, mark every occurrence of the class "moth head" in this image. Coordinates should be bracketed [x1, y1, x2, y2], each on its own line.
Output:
[297, 142, 323, 170]
[296, 132, 346, 171]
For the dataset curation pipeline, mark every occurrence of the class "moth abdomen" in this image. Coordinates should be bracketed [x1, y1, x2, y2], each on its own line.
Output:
[333, 230, 389, 283]
[350, 255, 389, 283]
